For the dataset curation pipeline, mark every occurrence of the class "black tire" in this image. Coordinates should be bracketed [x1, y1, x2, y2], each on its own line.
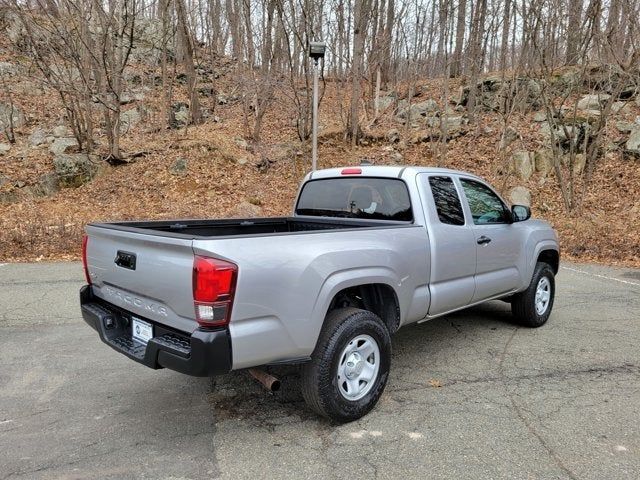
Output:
[511, 262, 555, 327]
[301, 308, 391, 423]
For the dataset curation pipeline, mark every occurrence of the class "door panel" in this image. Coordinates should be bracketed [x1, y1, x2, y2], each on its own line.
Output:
[471, 224, 520, 299]
[418, 174, 476, 315]
[458, 178, 520, 301]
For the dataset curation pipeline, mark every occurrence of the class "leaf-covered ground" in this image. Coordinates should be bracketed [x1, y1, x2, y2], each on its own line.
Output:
[0, 54, 639, 267]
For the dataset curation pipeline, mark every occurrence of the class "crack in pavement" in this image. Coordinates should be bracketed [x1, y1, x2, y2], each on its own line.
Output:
[206, 377, 222, 479]
[498, 327, 580, 480]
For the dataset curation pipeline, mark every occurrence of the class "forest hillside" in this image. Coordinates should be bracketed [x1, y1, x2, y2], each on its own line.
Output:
[0, 1, 638, 266]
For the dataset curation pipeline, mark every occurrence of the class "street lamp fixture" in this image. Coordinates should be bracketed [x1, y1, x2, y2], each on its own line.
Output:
[309, 42, 326, 171]
[309, 42, 326, 62]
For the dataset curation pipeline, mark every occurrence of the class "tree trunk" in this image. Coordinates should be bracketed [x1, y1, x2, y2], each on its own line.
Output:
[466, 0, 487, 122]
[499, 0, 511, 72]
[565, 0, 583, 65]
[381, 0, 394, 86]
[175, 0, 202, 124]
[349, 0, 371, 144]
[451, 0, 466, 77]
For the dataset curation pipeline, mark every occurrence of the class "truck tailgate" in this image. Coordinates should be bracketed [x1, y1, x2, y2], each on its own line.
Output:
[85, 224, 196, 333]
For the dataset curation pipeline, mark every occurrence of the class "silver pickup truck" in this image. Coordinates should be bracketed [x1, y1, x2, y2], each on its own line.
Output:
[80, 166, 559, 422]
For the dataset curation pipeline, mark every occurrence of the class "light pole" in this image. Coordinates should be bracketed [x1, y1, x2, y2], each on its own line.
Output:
[309, 41, 326, 171]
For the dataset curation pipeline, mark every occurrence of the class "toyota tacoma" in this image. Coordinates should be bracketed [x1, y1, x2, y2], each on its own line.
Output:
[80, 166, 559, 422]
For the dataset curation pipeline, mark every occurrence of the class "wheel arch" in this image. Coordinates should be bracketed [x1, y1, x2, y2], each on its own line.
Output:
[309, 268, 403, 352]
[326, 283, 401, 334]
[537, 248, 559, 274]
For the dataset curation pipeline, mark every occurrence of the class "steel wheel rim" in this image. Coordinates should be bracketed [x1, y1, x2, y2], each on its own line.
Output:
[336, 334, 380, 401]
[535, 277, 551, 315]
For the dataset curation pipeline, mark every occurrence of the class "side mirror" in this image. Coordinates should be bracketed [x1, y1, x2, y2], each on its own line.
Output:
[511, 205, 531, 222]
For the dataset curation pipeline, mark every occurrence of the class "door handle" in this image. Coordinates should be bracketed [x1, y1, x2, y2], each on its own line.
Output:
[477, 235, 492, 245]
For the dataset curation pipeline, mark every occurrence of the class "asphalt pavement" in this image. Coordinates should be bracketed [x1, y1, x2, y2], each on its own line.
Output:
[0, 261, 639, 479]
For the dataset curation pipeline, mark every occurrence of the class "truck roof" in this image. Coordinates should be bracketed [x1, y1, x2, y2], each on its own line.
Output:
[307, 165, 483, 181]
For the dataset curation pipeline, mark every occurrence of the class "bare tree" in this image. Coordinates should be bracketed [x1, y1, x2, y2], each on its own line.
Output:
[349, 0, 372, 144]
[175, 0, 203, 124]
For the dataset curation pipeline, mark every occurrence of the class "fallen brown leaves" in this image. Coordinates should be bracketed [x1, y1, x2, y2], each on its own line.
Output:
[0, 59, 638, 268]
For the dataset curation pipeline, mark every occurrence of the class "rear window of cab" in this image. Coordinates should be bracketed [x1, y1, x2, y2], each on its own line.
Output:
[295, 177, 413, 221]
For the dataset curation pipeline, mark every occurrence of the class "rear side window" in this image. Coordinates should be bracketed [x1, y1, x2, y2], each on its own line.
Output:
[428, 176, 465, 225]
[296, 177, 413, 221]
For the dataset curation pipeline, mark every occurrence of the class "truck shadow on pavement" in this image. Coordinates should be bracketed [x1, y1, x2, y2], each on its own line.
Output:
[203, 300, 517, 423]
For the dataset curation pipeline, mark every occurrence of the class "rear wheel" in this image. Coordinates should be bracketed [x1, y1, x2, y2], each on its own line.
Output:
[301, 308, 391, 423]
[511, 262, 555, 327]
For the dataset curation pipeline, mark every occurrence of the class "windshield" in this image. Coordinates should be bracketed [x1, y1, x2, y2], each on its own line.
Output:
[296, 177, 413, 221]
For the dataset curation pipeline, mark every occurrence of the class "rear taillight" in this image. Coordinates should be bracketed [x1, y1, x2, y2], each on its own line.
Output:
[82, 234, 91, 284]
[341, 168, 362, 175]
[193, 255, 238, 328]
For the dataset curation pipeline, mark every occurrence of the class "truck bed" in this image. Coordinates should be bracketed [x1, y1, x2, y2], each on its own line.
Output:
[93, 216, 409, 238]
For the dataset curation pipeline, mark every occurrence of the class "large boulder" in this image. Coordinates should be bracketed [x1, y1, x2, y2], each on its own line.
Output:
[390, 151, 403, 162]
[52, 125, 69, 137]
[533, 111, 547, 122]
[509, 186, 531, 207]
[28, 128, 48, 147]
[168, 158, 188, 176]
[396, 99, 438, 121]
[198, 84, 215, 97]
[229, 201, 262, 218]
[234, 137, 249, 150]
[119, 91, 145, 105]
[541, 121, 590, 152]
[424, 115, 466, 133]
[32, 172, 60, 197]
[385, 128, 400, 143]
[626, 128, 640, 157]
[576, 94, 611, 111]
[611, 101, 632, 114]
[500, 126, 520, 148]
[441, 115, 465, 131]
[128, 18, 172, 64]
[534, 149, 555, 176]
[120, 108, 142, 132]
[377, 93, 397, 111]
[0, 62, 19, 76]
[0, 175, 18, 203]
[616, 121, 636, 134]
[172, 103, 190, 127]
[573, 153, 586, 174]
[49, 137, 78, 155]
[457, 77, 541, 112]
[53, 153, 100, 187]
[512, 151, 534, 180]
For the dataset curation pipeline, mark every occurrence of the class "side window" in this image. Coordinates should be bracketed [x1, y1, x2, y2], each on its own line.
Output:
[460, 179, 509, 225]
[428, 176, 465, 226]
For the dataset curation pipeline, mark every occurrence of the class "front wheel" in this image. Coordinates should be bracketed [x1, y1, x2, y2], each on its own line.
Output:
[511, 262, 556, 327]
[301, 308, 391, 423]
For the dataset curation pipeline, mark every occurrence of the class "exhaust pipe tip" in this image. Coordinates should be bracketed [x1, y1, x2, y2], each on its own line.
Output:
[248, 368, 281, 392]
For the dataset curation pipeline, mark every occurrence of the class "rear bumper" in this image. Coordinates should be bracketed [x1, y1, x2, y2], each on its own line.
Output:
[80, 285, 232, 377]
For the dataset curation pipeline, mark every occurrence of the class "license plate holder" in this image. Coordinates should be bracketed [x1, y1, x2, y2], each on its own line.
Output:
[132, 317, 153, 344]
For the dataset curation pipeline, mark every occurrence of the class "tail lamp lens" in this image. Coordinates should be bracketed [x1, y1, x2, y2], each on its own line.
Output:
[193, 256, 237, 327]
[82, 234, 91, 284]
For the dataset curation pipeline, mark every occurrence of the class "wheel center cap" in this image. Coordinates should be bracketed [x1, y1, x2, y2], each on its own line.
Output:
[345, 352, 364, 379]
